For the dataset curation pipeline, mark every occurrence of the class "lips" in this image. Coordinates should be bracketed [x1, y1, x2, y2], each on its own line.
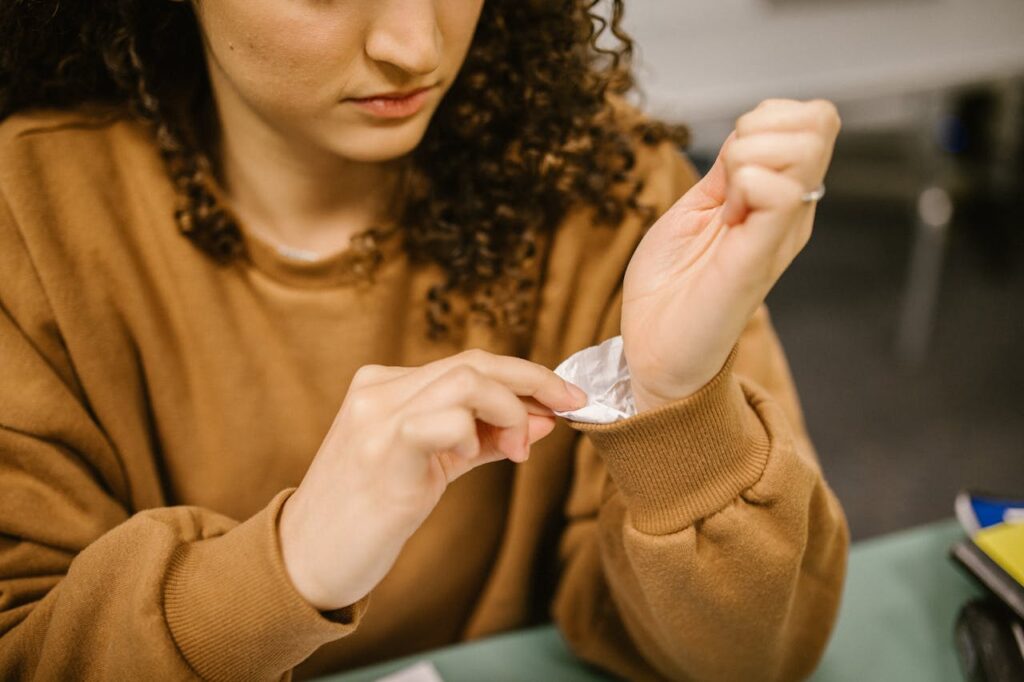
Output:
[347, 85, 436, 119]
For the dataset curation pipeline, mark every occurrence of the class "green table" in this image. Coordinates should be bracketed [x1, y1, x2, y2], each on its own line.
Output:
[321, 520, 980, 682]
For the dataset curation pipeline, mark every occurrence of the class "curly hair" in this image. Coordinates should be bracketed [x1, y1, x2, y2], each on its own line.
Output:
[0, 0, 689, 343]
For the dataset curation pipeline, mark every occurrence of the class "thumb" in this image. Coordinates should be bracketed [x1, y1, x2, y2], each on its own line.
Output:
[678, 130, 736, 210]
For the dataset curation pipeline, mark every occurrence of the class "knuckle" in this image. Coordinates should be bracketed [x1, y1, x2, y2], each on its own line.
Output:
[449, 406, 471, 427]
[395, 409, 432, 446]
[442, 410, 478, 456]
[458, 347, 490, 364]
[446, 364, 483, 392]
[396, 415, 420, 443]
[812, 99, 841, 131]
[735, 111, 754, 134]
[455, 411, 478, 438]
[724, 140, 744, 166]
[734, 164, 761, 187]
[352, 363, 383, 386]
[345, 389, 376, 419]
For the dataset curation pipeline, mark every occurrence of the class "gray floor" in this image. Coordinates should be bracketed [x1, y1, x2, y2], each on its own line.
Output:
[759, 154, 1024, 540]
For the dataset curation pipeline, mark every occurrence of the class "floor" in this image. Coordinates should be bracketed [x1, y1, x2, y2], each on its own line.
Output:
[745, 138, 1024, 540]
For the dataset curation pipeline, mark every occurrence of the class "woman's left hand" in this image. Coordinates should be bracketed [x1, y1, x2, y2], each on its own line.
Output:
[621, 99, 841, 412]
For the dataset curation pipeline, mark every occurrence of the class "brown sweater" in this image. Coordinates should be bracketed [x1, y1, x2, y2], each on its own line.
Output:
[0, 104, 848, 681]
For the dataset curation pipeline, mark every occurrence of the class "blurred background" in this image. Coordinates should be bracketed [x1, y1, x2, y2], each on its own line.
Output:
[620, 0, 1024, 540]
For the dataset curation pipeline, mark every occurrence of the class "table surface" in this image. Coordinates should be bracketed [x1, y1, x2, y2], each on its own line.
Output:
[320, 519, 981, 682]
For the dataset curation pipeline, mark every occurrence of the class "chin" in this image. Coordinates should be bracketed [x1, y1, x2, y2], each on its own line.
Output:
[322, 120, 432, 163]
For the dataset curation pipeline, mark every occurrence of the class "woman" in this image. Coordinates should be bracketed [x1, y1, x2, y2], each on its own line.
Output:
[0, 1, 848, 680]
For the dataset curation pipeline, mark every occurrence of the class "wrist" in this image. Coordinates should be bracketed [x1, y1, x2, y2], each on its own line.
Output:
[277, 486, 406, 612]
[278, 491, 339, 610]
[630, 350, 734, 414]
[631, 372, 713, 414]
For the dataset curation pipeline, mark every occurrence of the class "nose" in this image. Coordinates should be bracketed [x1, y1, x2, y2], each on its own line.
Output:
[365, 0, 443, 76]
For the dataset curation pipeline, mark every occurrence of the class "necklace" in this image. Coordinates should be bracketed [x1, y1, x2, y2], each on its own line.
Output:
[275, 244, 325, 262]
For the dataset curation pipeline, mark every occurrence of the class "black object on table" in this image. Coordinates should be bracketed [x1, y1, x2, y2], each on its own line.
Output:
[953, 597, 1024, 682]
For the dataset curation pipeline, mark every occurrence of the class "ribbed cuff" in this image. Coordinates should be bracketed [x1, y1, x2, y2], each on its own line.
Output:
[163, 488, 370, 681]
[568, 348, 771, 535]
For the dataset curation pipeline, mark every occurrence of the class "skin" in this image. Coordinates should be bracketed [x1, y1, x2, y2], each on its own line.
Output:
[192, 0, 484, 254]
[280, 353, 588, 610]
[188, 2, 842, 612]
[622, 99, 842, 411]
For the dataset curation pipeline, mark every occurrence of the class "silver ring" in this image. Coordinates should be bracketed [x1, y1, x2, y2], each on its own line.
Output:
[801, 184, 826, 203]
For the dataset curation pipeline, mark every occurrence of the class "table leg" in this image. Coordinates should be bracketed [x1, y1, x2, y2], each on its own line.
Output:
[897, 91, 955, 368]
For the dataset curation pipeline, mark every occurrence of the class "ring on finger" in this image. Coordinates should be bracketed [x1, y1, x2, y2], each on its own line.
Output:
[801, 183, 826, 203]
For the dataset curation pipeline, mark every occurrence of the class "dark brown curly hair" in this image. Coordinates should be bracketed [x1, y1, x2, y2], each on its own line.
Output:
[0, 0, 689, 342]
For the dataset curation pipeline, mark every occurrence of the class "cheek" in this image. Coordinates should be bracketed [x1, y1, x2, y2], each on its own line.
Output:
[438, 0, 485, 64]
[200, 0, 363, 112]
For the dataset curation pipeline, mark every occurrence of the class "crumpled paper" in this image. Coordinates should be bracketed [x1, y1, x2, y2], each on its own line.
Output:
[552, 335, 637, 424]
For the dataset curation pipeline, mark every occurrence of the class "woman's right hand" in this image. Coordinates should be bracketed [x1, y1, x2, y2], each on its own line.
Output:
[277, 349, 589, 612]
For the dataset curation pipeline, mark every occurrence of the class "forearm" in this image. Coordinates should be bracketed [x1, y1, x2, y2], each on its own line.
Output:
[1, 482, 366, 681]
[603, 439, 847, 680]
[556, 361, 848, 681]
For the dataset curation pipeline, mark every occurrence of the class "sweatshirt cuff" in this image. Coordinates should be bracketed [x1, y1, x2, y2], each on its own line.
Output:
[163, 487, 370, 681]
[568, 348, 772, 535]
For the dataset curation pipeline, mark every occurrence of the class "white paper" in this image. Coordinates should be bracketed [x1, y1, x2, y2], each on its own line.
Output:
[552, 335, 637, 424]
[374, 661, 445, 682]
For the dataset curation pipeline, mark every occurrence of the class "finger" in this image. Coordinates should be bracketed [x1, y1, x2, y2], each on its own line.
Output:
[522, 395, 557, 418]
[725, 131, 828, 189]
[721, 176, 749, 228]
[348, 365, 560, 432]
[399, 410, 557, 486]
[526, 414, 557, 444]
[352, 370, 567, 413]
[356, 366, 571, 413]
[474, 412, 557, 464]
[350, 363, 412, 390]
[504, 397, 557, 447]
[736, 99, 841, 139]
[676, 130, 737, 210]
[388, 348, 586, 414]
[403, 365, 532, 462]
[719, 166, 815, 286]
[732, 165, 806, 213]
[398, 410, 550, 464]
[398, 407, 480, 461]
[722, 165, 807, 242]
